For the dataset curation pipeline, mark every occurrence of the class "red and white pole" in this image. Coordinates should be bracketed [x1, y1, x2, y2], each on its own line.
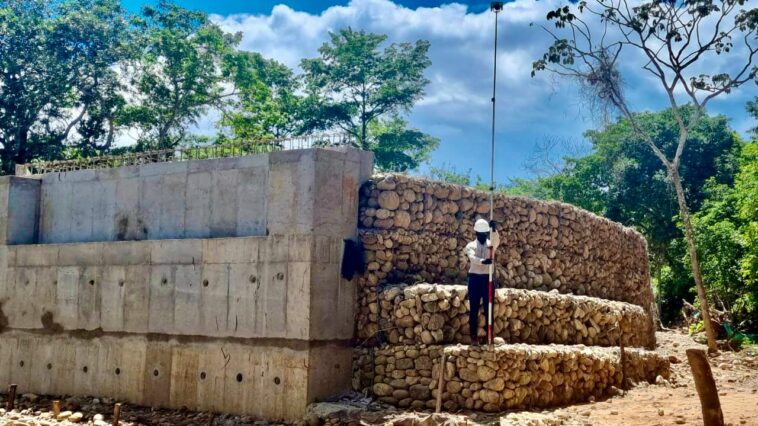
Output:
[487, 2, 502, 346]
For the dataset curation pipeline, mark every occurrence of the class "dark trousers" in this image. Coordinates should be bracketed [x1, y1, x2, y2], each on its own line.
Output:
[467, 273, 490, 340]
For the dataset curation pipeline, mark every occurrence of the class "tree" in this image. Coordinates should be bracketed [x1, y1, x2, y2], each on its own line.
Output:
[121, 1, 240, 150]
[532, 0, 757, 352]
[0, 0, 131, 174]
[428, 163, 474, 186]
[368, 116, 439, 172]
[220, 52, 302, 141]
[747, 96, 758, 137]
[301, 28, 432, 147]
[692, 142, 757, 332]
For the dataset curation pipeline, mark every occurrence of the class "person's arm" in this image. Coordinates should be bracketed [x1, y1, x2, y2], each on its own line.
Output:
[465, 241, 488, 264]
[489, 221, 501, 250]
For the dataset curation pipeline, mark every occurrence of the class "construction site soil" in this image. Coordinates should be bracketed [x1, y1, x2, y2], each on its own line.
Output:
[0, 329, 755, 426]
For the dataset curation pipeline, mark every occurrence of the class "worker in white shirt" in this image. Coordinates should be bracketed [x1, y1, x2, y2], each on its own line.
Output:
[464, 218, 500, 345]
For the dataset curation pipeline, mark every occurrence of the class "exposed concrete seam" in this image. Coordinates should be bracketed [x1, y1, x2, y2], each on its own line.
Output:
[0, 327, 353, 349]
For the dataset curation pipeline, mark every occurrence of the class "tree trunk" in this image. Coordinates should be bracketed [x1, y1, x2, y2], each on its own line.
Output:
[686, 349, 724, 426]
[669, 167, 718, 353]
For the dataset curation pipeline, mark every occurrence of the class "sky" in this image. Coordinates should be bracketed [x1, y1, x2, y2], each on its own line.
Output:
[122, 0, 756, 182]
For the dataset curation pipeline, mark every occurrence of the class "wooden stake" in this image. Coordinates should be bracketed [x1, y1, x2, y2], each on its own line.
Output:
[435, 353, 447, 413]
[113, 403, 122, 426]
[686, 349, 724, 426]
[52, 400, 60, 419]
[619, 341, 627, 394]
[6, 384, 17, 411]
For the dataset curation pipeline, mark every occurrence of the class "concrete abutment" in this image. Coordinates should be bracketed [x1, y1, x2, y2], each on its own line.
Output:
[0, 147, 373, 421]
[0, 151, 665, 420]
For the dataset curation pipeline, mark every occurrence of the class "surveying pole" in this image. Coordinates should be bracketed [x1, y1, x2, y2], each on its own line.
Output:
[487, 1, 503, 346]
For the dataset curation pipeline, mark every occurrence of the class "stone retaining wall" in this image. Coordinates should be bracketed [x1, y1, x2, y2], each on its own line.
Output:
[354, 344, 669, 412]
[356, 174, 653, 341]
[378, 284, 655, 348]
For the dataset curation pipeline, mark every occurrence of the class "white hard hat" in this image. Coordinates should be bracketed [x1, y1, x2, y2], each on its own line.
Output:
[474, 218, 490, 233]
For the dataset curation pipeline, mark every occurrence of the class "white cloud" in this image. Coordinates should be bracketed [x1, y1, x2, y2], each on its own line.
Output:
[206, 0, 753, 179]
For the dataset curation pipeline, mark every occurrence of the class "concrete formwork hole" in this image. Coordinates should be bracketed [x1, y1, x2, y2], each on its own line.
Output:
[118, 281, 124, 287]
[161, 277, 168, 285]
[203, 279, 209, 287]
[276, 273, 284, 280]
[46, 363, 52, 370]
[153, 369, 159, 377]
[82, 366, 88, 373]
[249, 275, 257, 283]
[236, 373, 243, 383]
[115, 368, 121, 375]
[53, 280, 57, 286]
[274, 377, 281, 385]
[200, 372, 206, 380]
[19, 361, 24, 367]
[89, 280, 95, 286]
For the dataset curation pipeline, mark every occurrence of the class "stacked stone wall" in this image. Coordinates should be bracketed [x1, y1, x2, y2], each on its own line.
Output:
[379, 284, 655, 348]
[356, 174, 653, 341]
[354, 344, 669, 412]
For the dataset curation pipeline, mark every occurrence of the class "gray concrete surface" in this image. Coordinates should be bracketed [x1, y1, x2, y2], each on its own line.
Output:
[23, 147, 373, 244]
[0, 331, 353, 421]
[0, 177, 41, 245]
[0, 147, 375, 421]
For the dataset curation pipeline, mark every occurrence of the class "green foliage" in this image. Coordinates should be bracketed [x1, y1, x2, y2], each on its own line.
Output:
[301, 28, 432, 147]
[510, 107, 748, 327]
[689, 320, 705, 335]
[428, 163, 473, 186]
[221, 52, 302, 140]
[0, 2, 440, 173]
[0, 0, 132, 173]
[121, 1, 240, 150]
[747, 97, 758, 137]
[368, 116, 439, 172]
[691, 142, 758, 330]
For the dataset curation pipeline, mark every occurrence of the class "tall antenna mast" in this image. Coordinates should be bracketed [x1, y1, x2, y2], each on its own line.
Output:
[486, 1, 503, 346]
[489, 1, 502, 218]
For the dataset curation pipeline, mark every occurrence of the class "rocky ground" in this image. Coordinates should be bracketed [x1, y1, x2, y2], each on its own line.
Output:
[1, 329, 756, 426]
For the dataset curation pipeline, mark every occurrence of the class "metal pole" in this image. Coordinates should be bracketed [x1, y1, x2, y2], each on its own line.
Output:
[487, 1, 502, 346]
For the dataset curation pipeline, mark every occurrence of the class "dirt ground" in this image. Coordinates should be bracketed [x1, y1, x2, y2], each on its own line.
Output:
[491, 329, 758, 426]
[1, 329, 757, 425]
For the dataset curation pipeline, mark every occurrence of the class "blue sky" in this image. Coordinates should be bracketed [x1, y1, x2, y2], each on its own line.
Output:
[121, 0, 756, 182]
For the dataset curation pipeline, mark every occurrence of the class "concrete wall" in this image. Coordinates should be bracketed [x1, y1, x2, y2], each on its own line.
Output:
[0, 331, 352, 420]
[10, 148, 372, 244]
[0, 235, 354, 341]
[0, 147, 374, 421]
[0, 177, 41, 245]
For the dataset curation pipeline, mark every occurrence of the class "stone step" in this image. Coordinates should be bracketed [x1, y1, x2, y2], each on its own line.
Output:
[376, 283, 655, 348]
[354, 343, 669, 412]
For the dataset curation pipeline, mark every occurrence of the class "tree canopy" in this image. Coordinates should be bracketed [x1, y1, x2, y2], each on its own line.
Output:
[301, 28, 432, 148]
[0, 0, 131, 173]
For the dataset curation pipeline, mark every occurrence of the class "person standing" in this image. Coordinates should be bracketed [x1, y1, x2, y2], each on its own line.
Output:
[464, 218, 500, 345]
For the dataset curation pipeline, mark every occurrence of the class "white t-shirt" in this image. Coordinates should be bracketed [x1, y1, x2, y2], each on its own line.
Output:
[464, 230, 500, 275]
